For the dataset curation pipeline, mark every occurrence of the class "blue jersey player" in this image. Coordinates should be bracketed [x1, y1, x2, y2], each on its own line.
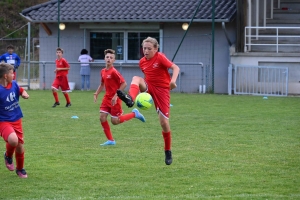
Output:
[0, 45, 21, 80]
[0, 63, 29, 178]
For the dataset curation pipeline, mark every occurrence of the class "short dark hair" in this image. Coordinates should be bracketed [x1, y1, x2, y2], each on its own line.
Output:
[81, 49, 88, 55]
[56, 47, 64, 54]
[104, 49, 115, 55]
[7, 45, 14, 50]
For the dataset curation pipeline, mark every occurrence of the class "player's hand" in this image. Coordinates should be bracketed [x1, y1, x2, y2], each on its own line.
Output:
[170, 82, 177, 90]
[111, 96, 117, 106]
[21, 90, 29, 99]
[93, 93, 98, 103]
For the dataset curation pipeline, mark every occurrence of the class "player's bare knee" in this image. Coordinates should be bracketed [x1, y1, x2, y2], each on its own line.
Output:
[111, 118, 119, 125]
[7, 133, 18, 147]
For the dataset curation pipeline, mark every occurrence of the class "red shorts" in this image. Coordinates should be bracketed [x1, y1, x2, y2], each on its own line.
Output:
[0, 119, 24, 144]
[52, 75, 70, 92]
[146, 83, 170, 119]
[100, 98, 123, 118]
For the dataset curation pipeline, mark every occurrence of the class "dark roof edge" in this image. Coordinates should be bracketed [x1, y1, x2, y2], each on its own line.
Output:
[21, 0, 64, 15]
[25, 19, 233, 23]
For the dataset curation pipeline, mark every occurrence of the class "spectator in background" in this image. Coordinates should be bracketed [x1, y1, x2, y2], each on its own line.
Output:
[0, 45, 21, 80]
[78, 49, 94, 91]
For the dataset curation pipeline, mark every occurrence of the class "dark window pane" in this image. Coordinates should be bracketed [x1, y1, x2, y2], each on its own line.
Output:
[128, 32, 159, 60]
[90, 32, 124, 60]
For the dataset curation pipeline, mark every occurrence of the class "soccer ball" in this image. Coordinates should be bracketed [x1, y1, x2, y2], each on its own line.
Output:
[135, 93, 153, 110]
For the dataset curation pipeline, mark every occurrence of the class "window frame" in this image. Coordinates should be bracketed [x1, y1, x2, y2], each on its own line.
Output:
[89, 30, 161, 63]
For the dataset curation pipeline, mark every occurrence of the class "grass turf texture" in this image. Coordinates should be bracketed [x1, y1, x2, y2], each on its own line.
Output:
[0, 90, 299, 199]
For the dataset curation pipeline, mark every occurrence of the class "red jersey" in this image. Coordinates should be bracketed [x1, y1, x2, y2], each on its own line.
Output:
[139, 52, 173, 88]
[55, 58, 70, 77]
[101, 66, 125, 100]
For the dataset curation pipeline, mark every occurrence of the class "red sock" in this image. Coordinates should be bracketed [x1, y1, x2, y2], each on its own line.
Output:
[15, 151, 24, 170]
[6, 143, 16, 158]
[129, 84, 140, 101]
[63, 93, 71, 104]
[119, 112, 135, 123]
[53, 91, 59, 102]
[162, 131, 172, 150]
[101, 121, 114, 141]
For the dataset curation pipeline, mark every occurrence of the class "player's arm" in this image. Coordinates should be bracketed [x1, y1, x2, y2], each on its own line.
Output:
[93, 82, 105, 103]
[19, 87, 29, 99]
[15, 54, 21, 68]
[169, 63, 180, 90]
[56, 67, 70, 71]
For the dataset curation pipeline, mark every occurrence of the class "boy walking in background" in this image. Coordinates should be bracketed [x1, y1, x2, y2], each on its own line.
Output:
[0, 45, 21, 80]
[0, 63, 29, 178]
[51, 47, 71, 108]
[117, 37, 180, 165]
[93, 49, 145, 146]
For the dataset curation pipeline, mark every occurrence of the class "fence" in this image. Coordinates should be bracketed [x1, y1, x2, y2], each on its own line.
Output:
[245, 27, 300, 53]
[14, 61, 210, 93]
[230, 65, 288, 96]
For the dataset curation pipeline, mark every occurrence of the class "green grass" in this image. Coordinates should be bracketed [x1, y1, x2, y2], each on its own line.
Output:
[1, 90, 299, 199]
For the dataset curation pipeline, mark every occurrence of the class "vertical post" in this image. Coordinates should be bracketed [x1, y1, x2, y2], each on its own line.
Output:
[271, 0, 274, 19]
[43, 62, 46, 90]
[58, 0, 60, 47]
[256, 0, 259, 39]
[228, 64, 232, 95]
[27, 22, 31, 90]
[263, 0, 266, 27]
[83, 28, 86, 48]
[211, 0, 215, 93]
[248, 0, 252, 51]
[159, 26, 163, 53]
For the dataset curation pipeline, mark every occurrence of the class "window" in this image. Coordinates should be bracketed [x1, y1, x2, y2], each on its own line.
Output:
[128, 32, 159, 60]
[90, 32, 124, 60]
[90, 31, 159, 61]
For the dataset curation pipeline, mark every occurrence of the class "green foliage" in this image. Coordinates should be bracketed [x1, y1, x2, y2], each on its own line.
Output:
[0, 0, 48, 38]
[0, 91, 299, 199]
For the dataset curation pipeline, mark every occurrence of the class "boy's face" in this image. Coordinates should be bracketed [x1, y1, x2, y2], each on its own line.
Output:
[5, 69, 14, 83]
[105, 53, 115, 65]
[142, 42, 157, 60]
[7, 48, 14, 54]
[56, 50, 63, 58]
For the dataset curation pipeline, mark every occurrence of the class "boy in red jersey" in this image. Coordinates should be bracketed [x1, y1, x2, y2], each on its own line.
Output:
[94, 49, 145, 146]
[117, 37, 180, 165]
[51, 47, 71, 108]
[0, 63, 29, 178]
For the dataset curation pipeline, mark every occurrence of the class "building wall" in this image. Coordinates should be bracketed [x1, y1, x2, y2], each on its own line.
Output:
[38, 22, 236, 93]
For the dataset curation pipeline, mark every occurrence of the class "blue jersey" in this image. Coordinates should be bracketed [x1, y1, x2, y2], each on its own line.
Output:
[0, 81, 23, 122]
[0, 53, 21, 69]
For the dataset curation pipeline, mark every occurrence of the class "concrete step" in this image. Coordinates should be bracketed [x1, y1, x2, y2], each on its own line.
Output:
[258, 29, 300, 35]
[251, 39, 300, 44]
[249, 45, 300, 53]
[267, 19, 300, 24]
[281, 0, 300, 3]
[280, 2, 300, 9]
[273, 11, 300, 19]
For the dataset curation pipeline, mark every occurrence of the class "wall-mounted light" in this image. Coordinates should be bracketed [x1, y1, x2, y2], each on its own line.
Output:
[182, 23, 189, 31]
[59, 23, 65, 30]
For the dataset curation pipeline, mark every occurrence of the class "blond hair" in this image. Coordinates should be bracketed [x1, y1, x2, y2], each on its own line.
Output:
[142, 37, 160, 49]
[104, 49, 115, 55]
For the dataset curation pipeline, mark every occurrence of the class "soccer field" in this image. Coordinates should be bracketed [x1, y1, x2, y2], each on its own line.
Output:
[1, 90, 299, 199]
